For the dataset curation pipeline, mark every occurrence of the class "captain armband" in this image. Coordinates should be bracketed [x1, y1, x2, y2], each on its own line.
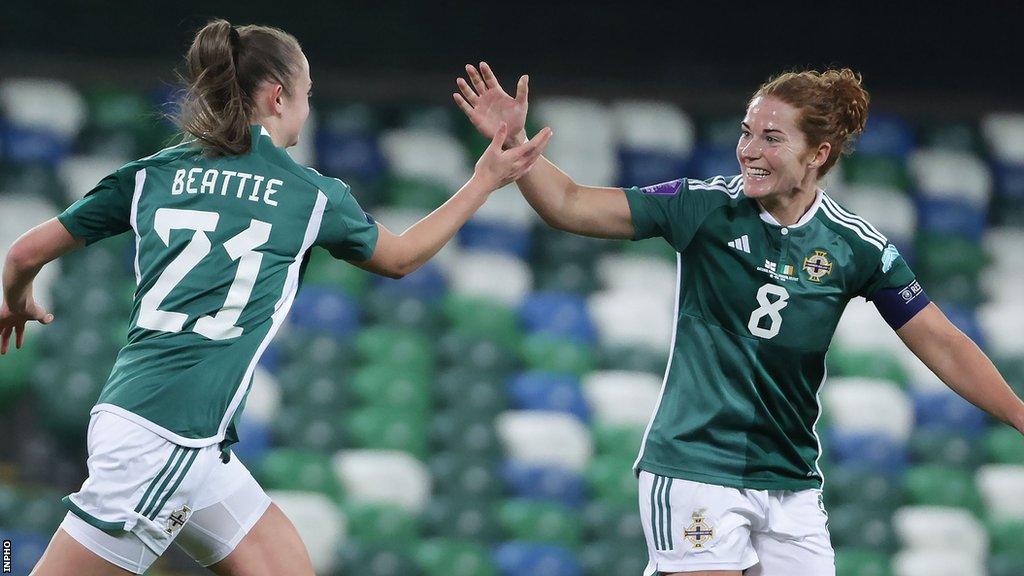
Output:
[871, 280, 930, 330]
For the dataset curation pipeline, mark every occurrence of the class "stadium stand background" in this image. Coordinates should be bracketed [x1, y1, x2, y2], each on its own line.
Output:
[1, 3, 1022, 575]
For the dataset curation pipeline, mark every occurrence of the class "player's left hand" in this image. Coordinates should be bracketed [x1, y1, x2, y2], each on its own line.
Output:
[454, 62, 530, 149]
[0, 297, 54, 354]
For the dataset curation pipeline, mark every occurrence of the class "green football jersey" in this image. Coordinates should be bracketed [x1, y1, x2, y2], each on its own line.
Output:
[57, 126, 378, 448]
[625, 175, 917, 491]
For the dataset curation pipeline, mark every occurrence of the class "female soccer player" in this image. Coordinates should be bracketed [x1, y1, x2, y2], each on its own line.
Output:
[454, 63, 1024, 576]
[0, 21, 550, 576]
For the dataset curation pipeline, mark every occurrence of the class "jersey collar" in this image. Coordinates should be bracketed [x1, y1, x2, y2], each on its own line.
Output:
[756, 188, 823, 229]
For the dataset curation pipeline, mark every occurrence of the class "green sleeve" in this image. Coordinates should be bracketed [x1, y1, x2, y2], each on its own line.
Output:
[316, 182, 379, 261]
[623, 177, 727, 251]
[56, 168, 134, 245]
[858, 242, 917, 299]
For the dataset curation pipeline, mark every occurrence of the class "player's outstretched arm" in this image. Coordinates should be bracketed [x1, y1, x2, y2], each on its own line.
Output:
[355, 122, 551, 279]
[454, 62, 634, 240]
[897, 303, 1024, 436]
[1, 218, 83, 354]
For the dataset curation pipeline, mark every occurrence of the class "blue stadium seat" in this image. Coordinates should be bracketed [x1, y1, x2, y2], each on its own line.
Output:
[257, 342, 284, 373]
[993, 161, 1024, 201]
[856, 114, 916, 157]
[617, 150, 688, 189]
[316, 130, 386, 182]
[519, 292, 597, 344]
[915, 196, 988, 240]
[825, 430, 908, 476]
[500, 461, 587, 508]
[459, 220, 532, 259]
[0, 530, 49, 575]
[492, 542, 583, 576]
[287, 286, 361, 337]
[688, 146, 737, 180]
[0, 124, 70, 165]
[231, 416, 271, 466]
[507, 372, 591, 422]
[910, 388, 990, 436]
[372, 261, 447, 302]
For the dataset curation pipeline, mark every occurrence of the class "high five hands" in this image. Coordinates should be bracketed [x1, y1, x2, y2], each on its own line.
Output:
[454, 62, 532, 150]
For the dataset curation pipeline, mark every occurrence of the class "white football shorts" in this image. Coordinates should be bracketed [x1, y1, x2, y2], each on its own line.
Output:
[638, 470, 835, 575]
[59, 410, 271, 574]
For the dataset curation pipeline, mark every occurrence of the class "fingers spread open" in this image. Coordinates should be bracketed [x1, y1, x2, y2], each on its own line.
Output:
[456, 77, 478, 104]
[466, 64, 487, 94]
[1, 327, 9, 355]
[480, 62, 501, 90]
[15, 324, 25, 350]
[453, 93, 475, 117]
[516, 75, 529, 105]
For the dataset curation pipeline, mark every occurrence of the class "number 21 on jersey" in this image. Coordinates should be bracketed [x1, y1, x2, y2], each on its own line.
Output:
[747, 283, 790, 339]
[137, 208, 271, 341]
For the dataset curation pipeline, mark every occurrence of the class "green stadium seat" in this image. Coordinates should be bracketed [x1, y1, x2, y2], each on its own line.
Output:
[342, 502, 420, 545]
[443, 295, 522, 350]
[842, 154, 911, 190]
[915, 233, 988, 280]
[520, 333, 596, 376]
[904, 465, 983, 513]
[429, 407, 502, 457]
[10, 489, 66, 533]
[919, 122, 981, 153]
[428, 451, 501, 500]
[826, 347, 907, 387]
[339, 541, 420, 576]
[985, 426, 1024, 464]
[355, 327, 435, 372]
[834, 548, 894, 576]
[497, 499, 581, 548]
[434, 368, 508, 414]
[275, 331, 354, 376]
[350, 363, 431, 413]
[271, 408, 349, 452]
[257, 449, 342, 500]
[908, 428, 986, 469]
[824, 467, 903, 511]
[586, 454, 638, 508]
[438, 332, 519, 375]
[989, 552, 1024, 576]
[363, 291, 443, 333]
[303, 247, 372, 297]
[579, 539, 649, 576]
[591, 424, 645, 459]
[533, 259, 600, 295]
[581, 500, 644, 542]
[414, 538, 498, 576]
[827, 504, 896, 553]
[347, 406, 428, 457]
[384, 175, 453, 211]
[422, 496, 501, 541]
[0, 332, 36, 404]
[274, 366, 350, 411]
[597, 344, 668, 376]
[987, 518, 1024, 555]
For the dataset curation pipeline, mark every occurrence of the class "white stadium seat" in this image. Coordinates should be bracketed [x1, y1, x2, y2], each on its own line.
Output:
[977, 302, 1024, 357]
[612, 100, 696, 156]
[495, 410, 594, 472]
[892, 506, 988, 561]
[0, 194, 61, 309]
[58, 155, 129, 203]
[331, 450, 432, 513]
[822, 377, 914, 441]
[286, 106, 317, 167]
[0, 78, 86, 139]
[544, 145, 620, 188]
[243, 367, 282, 426]
[827, 184, 916, 242]
[975, 464, 1024, 521]
[595, 253, 677, 295]
[447, 250, 532, 307]
[588, 288, 674, 353]
[907, 148, 992, 207]
[892, 550, 985, 576]
[898, 346, 947, 392]
[268, 490, 346, 574]
[833, 296, 904, 352]
[980, 112, 1024, 164]
[379, 128, 471, 189]
[582, 371, 663, 426]
[534, 97, 615, 150]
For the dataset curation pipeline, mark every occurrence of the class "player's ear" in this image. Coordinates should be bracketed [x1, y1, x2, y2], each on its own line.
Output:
[271, 84, 285, 114]
[809, 141, 831, 169]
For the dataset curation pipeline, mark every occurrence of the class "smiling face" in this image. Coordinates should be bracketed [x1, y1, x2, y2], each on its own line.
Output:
[737, 96, 828, 199]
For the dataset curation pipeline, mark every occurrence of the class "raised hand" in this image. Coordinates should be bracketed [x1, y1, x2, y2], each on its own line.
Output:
[472, 122, 552, 191]
[454, 62, 529, 149]
[0, 296, 53, 355]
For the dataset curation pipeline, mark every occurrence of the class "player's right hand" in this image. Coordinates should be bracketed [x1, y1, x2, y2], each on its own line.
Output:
[454, 62, 529, 149]
[472, 122, 552, 192]
[0, 297, 53, 355]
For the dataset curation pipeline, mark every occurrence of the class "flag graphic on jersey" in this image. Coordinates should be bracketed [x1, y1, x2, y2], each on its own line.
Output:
[623, 176, 918, 490]
[57, 127, 378, 447]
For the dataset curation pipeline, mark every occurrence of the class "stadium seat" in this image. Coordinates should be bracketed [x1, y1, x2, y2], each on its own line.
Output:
[585, 454, 638, 507]
[342, 502, 419, 545]
[841, 154, 911, 190]
[339, 541, 419, 576]
[977, 302, 1024, 357]
[434, 368, 508, 414]
[829, 184, 916, 244]
[496, 410, 594, 472]
[56, 155, 127, 203]
[428, 451, 501, 500]
[908, 149, 992, 206]
[910, 388, 989, 436]
[332, 449, 432, 513]
[430, 407, 503, 457]
[612, 100, 695, 155]
[350, 364, 430, 412]
[414, 538, 498, 576]
[580, 539, 649, 576]
[856, 114, 915, 158]
[827, 504, 897, 552]
[915, 196, 988, 240]
[380, 128, 471, 189]
[443, 294, 521, 349]
[595, 253, 677, 295]
[474, 182, 541, 229]
[980, 112, 1024, 164]
[591, 424, 645, 461]
[987, 518, 1024, 555]
[833, 548, 894, 576]
[315, 125, 386, 183]
[0, 78, 86, 139]
[983, 426, 1024, 464]
[826, 346, 907, 387]
[908, 428, 985, 469]
[500, 460, 587, 508]
[268, 490, 346, 574]
[384, 175, 454, 211]
[458, 219, 533, 259]
[822, 377, 914, 441]
[535, 97, 614, 151]
[347, 405, 428, 457]
[904, 466, 983, 512]
[286, 285, 361, 337]
[825, 465, 904, 511]
[581, 370, 662, 426]
[303, 247, 373, 297]
[975, 464, 1024, 521]
[258, 449, 342, 500]
[833, 297, 906, 352]
[421, 495, 501, 541]
[447, 251, 533, 307]
[371, 259, 449, 303]
[892, 505, 988, 559]
[688, 145, 740, 180]
[243, 366, 281, 426]
[355, 327, 435, 373]
[493, 541, 583, 576]
[507, 371, 590, 421]
[989, 552, 1024, 576]
[826, 430, 908, 475]
[519, 292, 597, 344]
[892, 550, 986, 576]
[498, 498, 581, 547]
[588, 289, 674, 352]
[438, 331, 519, 376]
[520, 334, 597, 376]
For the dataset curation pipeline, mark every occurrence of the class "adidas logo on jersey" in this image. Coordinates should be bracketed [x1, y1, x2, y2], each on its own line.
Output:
[728, 235, 751, 253]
